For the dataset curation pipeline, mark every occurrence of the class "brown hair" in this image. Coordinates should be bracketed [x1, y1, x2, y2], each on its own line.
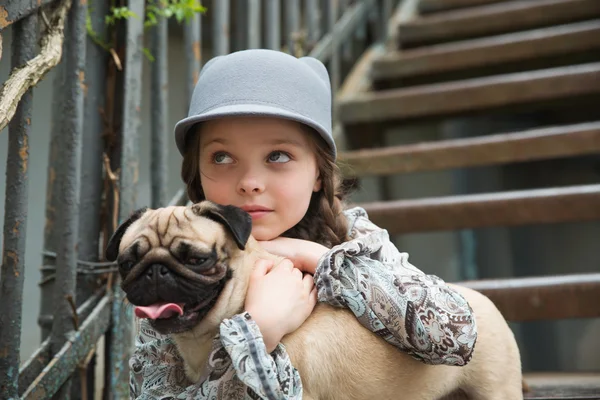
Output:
[180, 124, 356, 248]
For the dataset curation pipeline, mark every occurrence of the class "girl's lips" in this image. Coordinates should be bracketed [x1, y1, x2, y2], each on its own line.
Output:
[240, 205, 273, 219]
[247, 210, 272, 219]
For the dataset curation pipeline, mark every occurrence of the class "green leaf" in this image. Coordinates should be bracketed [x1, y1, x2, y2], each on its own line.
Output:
[142, 47, 156, 62]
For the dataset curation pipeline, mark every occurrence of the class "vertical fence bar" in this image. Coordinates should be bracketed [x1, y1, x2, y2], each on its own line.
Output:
[213, 0, 230, 56]
[341, 0, 352, 60]
[373, 0, 385, 42]
[328, 0, 340, 92]
[265, 0, 280, 50]
[320, 0, 329, 42]
[106, 0, 144, 396]
[248, 0, 261, 49]
[184, 14, 202, 103]
[355, 0, 367, 45]
[234, 0, 247, 51]
[74, 0, 111, 395]
[286, 0, 300, 55]
[0, 13, 36, 400]
[49, 0, 87, 396]
[150, 9, 169, 208]
[305, 0, 320, 48]
[384, 0, 393, 28]
[39, 50, 67, 342]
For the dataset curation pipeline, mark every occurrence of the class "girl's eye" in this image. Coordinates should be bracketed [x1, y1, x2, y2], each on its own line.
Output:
[213, 152, 233, 164]
[267, 151, 291, 163]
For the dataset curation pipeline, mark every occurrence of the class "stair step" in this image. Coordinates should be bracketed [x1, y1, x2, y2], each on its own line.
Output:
[339, 122, 600, 177]
[522, 373, 600, 400]
[458, 273, 600, 321]
[397, 0, 600, 48]
[359, 184, 600, 234]
[338, 62, 600, 126]
[418, 0, 507, 14]
[373, 20, 600, 87]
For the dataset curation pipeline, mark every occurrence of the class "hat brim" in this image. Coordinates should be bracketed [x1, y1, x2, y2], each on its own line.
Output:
[174, 103, 336, 157]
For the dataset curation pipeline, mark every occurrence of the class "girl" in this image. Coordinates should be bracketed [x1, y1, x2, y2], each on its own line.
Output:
[130, 49, 477, 399]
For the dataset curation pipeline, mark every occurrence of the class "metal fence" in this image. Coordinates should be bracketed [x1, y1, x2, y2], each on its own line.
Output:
[0, 0, 399, 398]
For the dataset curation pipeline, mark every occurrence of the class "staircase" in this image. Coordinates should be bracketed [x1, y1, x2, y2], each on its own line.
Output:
[335, 0, 600, 398]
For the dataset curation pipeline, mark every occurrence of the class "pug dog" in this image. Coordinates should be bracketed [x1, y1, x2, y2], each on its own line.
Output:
[106, 201, 523, 400]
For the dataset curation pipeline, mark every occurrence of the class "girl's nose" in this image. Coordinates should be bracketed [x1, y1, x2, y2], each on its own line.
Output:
[237, 175, 265, 194]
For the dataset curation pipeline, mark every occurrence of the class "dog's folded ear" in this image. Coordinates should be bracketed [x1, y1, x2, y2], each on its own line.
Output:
[105, 207, 148, 261]
[192, 202, 252, 250]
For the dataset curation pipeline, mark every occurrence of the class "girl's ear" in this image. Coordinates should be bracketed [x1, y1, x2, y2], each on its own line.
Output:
[313, 175, 322, 192]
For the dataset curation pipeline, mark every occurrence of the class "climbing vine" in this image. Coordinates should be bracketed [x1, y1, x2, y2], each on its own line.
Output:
[86, 0, 205, 61]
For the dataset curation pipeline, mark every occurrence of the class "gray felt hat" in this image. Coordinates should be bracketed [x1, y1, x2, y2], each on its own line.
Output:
[174, 49, 336, 158]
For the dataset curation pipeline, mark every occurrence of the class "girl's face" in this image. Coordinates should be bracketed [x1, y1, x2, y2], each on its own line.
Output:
[198, 117, 322, 241]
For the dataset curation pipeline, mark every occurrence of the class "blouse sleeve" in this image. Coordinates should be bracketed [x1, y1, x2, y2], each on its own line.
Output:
[130, 315, 303, 399]
[313, 207, 478, 366]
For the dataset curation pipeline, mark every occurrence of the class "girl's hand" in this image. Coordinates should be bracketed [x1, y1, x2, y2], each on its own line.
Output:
[258, 237, 329, 275]
[245, 258, 317, 353]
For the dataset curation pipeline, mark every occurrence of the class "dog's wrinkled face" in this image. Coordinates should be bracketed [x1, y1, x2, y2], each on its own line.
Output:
[105, 201, 252, 335]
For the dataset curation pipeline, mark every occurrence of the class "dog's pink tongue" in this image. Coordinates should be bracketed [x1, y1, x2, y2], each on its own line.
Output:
[134, 302, 184, 320]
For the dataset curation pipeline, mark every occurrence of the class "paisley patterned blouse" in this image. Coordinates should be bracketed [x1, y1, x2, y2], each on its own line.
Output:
[130, 207, 478, 399]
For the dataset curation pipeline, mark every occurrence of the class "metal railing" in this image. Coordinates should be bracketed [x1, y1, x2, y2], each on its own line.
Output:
[0, 0, 400, 398]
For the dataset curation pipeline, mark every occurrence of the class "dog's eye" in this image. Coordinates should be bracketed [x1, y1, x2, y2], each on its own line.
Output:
[119, 261, 134, 271]
[187, 257, 207, 266]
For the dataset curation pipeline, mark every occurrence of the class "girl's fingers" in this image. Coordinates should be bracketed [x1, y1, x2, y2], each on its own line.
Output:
[308, 287, 318, 308]
[251, 259, 274, 279]
[293, 268, 303, 280]
[275, 258, 294, 272]
[302, 273, 315, 292]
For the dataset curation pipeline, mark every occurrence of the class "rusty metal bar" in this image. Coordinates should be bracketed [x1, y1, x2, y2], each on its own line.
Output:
[286, 0, 300, 54]
[39, 46, 67, 342]
[20, 296, 112, 399]
[75, 1, 110, 395]
[0, 13, 36, 399]
[104, 0, 145, 397]
[48, 0, 87, 397]
[266, 0, 281, 50]
[374, 0, 387, 42]
[37, 286, 107, 342]
[0, 0, 56, 30]
[80, 0, 108, 293]
[213, 0, 230, 55]
[341, 0, 352, 60]
[457, 273, 600, 322]
[18, 339, 51, 397]
[248, 0, 261, 49]
[355, 0, 367, 43]
[328, 0, 340, 91]
[305, 0, 320, 48]
[234, 0, 247, 51]
[310, 0, 374, 63]
[361, 184, 600, 234]
[338, 122, 600, 177]
[151, 10, 169, 208]
[19, 288, 105, 395]
[184, 13, 202, 102]
[383, 0, 393, 26]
